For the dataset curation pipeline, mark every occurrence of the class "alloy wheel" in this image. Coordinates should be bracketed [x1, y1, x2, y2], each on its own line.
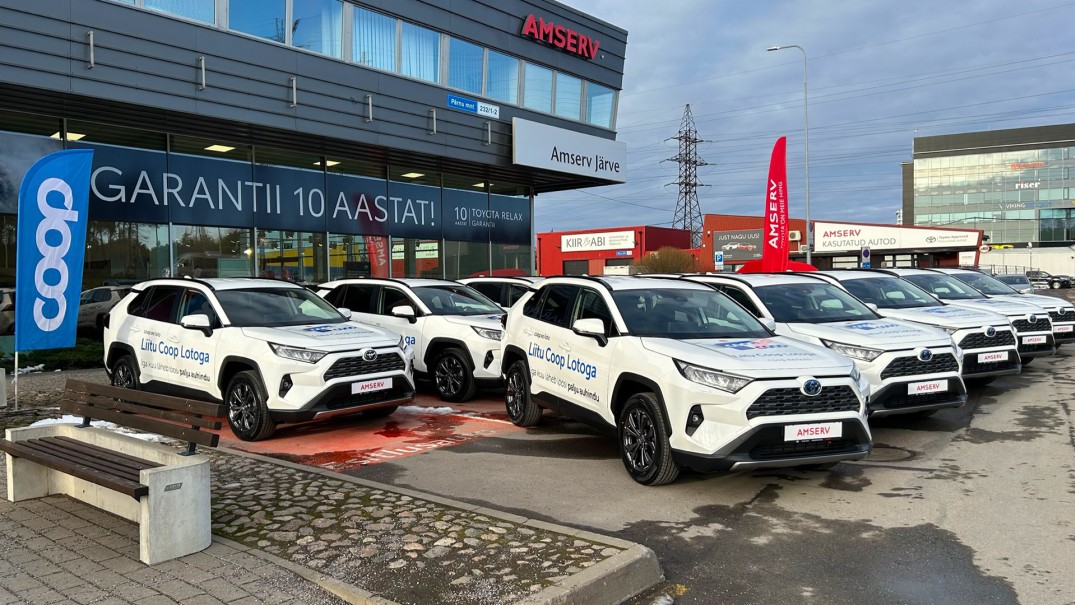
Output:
[622, 407, 657, 473]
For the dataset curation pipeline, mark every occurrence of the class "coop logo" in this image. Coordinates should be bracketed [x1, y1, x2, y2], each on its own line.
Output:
[715, 338, 788, 351]
[15, 149, 94, 353]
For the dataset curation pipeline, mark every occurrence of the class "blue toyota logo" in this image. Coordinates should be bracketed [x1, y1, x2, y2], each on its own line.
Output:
[918, 349, 934, 362]
[1029, 315, 1039, 323]
[802, 379, 822, 396]
[985, 326, 996, 337]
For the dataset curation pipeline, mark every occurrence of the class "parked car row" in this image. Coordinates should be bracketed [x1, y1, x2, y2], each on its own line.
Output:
[97, 267, 1072, 487]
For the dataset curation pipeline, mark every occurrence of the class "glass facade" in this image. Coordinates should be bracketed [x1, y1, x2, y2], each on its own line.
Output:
[0, 109, 532, 288]
[913, 146, 1075, 244]
[104, 0, 618, 130]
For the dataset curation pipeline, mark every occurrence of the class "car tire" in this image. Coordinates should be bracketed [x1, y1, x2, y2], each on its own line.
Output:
[225, 370, 276, 441]
[1051, 281, 1061, 289]
[433, 348, 477, 402]
[361, 405, 398, 419]
[110, 355, 139, 390]
[618, 393, 680, 486]
[505, 360, 542, 427]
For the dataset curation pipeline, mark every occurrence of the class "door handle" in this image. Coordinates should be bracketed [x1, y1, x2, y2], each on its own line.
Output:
[523, 328, 534, 336]
[559, 343, 571, 352]
[168, 335, 180, 342]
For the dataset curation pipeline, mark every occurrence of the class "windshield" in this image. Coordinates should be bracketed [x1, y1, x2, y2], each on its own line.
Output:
[215, 287, 345, 327]
[611, 288, 771, 339]
[948, 272, 1018, 296]
[754, 283, 880, 323]
[414, 286, 503, 316]
[901, 273, 987, 300]
[841, 276, 943, 309]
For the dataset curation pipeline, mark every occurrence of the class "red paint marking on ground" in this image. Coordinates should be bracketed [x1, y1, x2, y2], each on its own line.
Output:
[218, 393, 520, 470]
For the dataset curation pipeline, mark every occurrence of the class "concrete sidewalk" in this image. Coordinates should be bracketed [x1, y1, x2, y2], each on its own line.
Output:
[1, 371, 662, 605]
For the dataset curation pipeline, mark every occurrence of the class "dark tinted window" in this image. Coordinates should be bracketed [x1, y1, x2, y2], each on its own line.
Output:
[531, 284, 578, 328]
[140, 287, 181, 323]
[574, 288, 614, 336]
[92, 289, 111, 303]
[338, 285, 376, 313]
[468, 282, 503, 305]
[380, 287, 414, 314]
[721, 286, 762, 317]
[506, 284, 530, 306]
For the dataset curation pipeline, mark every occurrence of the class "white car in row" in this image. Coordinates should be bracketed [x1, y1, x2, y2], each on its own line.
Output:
[458, 276, 544, 310]
[317, 278, 505, 402]
[673, 273, 968, 418]
[501, 276, 873, 485]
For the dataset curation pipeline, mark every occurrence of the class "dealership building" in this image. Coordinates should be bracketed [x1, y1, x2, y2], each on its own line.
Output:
[903, 123, 1075, 248]
[0, 0, 627, 286]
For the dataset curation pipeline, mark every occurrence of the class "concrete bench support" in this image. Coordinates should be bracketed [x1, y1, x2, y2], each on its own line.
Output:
[5, 423, 212, 565]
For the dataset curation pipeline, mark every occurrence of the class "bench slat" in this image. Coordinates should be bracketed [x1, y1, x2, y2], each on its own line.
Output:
[61, 401, 220, 448]
[0, 438, 148, 499]
[51, 436, 161, 469]
[66, 380, 224, 417]
[65, 393, 222, 430]
[30, 437, 160, 480]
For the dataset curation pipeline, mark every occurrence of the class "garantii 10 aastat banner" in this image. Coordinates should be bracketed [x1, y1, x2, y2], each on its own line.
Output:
[15, 149, 94, 352]
[760, 136, 789, 272]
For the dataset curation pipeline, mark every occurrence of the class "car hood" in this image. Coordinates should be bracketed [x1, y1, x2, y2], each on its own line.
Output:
[240, 322, 399, 351]
[441, 314, 504, 330]
[784, 318, 951, 348]
[879, 306, 1009, 329]
[942, 298, 1048, 317]
[990, 294, 1074, 314]
[640, 335, 855, 375]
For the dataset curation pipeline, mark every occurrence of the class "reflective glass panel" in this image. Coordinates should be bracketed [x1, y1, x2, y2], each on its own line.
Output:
[585, 82, 615, 128]
[401, 23, 440, 83]
[353, 6, 396, 71]
[554, 73, 582, 120]
[229, 0, 286, 42]
[144, 0, 215, 23]
[448, 38, 483, 94]
[172, 225, 255, 278]
[522, 64, 552, 113]
[291, 0, 343, 58]
[486, 51, 519, 104]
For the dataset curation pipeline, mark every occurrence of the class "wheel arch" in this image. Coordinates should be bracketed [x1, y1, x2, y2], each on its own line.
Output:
[218, 355, 266, 395]
[424, 337, 473, 369]
[612, 373, 672, 436]
[105, 343, 137, 373]
[501, 344, 527, 374]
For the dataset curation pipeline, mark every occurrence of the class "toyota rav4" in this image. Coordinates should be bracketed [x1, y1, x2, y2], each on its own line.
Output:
[103, 278, 415, 441]
[677, 273, 967, 417]
[317, 278, 504, 402]
[501, 276, 872, 486]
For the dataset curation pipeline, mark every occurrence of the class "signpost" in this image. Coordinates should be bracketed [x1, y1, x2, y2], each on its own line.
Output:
[860, 246, 871, 268]
[714, 250, 725, 272]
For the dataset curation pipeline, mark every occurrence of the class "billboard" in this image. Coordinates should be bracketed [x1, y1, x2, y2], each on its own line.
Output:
[712, 229, 763, 262]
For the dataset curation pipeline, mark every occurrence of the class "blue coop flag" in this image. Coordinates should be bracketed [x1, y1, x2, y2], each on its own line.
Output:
[14, 149, 94, 352]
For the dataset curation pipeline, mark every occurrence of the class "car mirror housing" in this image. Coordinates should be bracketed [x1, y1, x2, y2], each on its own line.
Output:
[572, 317, 608, 346]
[338, 307, 353, 319]
[761, 318, 777, 332]
[392, 305, 418, 323]
[180, 313, 212, 336]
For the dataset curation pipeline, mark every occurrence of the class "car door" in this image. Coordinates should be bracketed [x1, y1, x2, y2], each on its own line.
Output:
[125, 285, 183, 386]
[77, 289, 98, 327]
[522, 283, 580, 402]
[166, 288, 223, 397]
[564, 287, 617, 418]
[373, 286, 426, 369]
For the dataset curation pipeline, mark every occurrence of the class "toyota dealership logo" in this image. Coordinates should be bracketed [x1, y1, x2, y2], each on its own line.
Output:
[985, 326, 996, 337]
[801, 378, 823, 397]
[918, 348, 934, 362]
[925, 236, 937, 243]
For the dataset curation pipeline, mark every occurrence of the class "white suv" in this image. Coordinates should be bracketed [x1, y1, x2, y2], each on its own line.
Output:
[876, 268, 1056, 362]
[813, 271, 1020, 383]
[457, 276, 544, 309]
[678, 273, 967, 418]
[501, 276, 872, 486]
[317, 278, 504, 402]
[932, 268, 1075, 347]
[103, 278, 415, 441]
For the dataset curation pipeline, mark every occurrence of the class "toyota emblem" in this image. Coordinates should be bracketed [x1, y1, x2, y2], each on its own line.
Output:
[1062, 308, 1072, 315]
[362, 348, 378, 362]
[1028, 315, 1039, 323]
[801, 379, 822, 397]
[984, 326, 996, 337]
[918, 348, 934, 362]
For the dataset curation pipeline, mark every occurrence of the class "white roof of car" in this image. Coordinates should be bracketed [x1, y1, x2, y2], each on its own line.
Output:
[136, 278, 303, 291]
[684, 273, 831, 287]
[459, 276, 544, 284]
[542, 275, 712, 292]
[817, 270, 884, 281]
[873, 268, 934, 276]
[318, 278, 464, 289]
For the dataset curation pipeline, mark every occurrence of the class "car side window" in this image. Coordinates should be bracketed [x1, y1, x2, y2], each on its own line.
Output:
[178, 289, 219, 328]
[506, 284, 529, 306]
[721, 286, 763, 318]
[531, 284, 578, 328]
[380, 287, 414, 315]
[338, 285, 375, 312]
[80, 291, 94, 305]
[469, 282, 503, 305]
[573, 288, 614, 336]
[93, 289, 111, 303]
[138, 287, 181, 323]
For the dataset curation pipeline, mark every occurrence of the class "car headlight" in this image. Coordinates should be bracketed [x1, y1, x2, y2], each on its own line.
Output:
[823, 340, 883, 362]
[674, 360, 753, 393]
[472, 326, 503, 341]
[268, 343, 327, 363]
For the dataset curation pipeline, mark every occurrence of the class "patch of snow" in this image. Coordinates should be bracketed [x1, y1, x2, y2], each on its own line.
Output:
[16, 364, 45, 375]
[30, 415, 168, 442]
[397, 405, 458, 415]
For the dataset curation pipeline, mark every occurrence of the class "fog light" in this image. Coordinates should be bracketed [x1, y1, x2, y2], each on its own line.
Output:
[279, 375, 293, 397]
[484, 351, 494, 369]
[685, 405, 704, 436]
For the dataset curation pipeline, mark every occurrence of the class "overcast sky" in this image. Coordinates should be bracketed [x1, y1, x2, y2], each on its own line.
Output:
[535, 0, 1075, 234]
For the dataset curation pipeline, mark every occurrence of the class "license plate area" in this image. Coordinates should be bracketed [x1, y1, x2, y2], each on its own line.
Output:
[1022, 335, 1047, 344]
[784, 422, 842, 442]
[1054, 325, 1073, 333]
[976, 351, 1008, 363]
[908, 379, 947, 395]
[352, 378, 392, 394]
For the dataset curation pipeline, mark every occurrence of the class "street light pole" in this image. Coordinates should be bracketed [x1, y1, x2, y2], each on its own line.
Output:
[767, 44, 811, 264]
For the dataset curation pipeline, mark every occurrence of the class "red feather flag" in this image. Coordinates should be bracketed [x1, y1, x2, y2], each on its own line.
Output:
[760, 136, 789, 272]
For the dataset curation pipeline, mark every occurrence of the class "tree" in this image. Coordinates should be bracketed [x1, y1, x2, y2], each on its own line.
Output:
[634, 246, 697, 274]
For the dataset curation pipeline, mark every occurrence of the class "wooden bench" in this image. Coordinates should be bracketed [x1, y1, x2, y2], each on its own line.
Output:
[0, 379, 225, 564]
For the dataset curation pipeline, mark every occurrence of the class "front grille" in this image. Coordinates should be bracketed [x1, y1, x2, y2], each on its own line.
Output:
[747, 386, 860, 419]
[879, 353, 959, 380]
[1012, 318, 1049, 332]
[958, 330, 1015, 350]
[1054, 331, 1075, 342]
[1048, 310, 1074, 322]
[751, 438, 858, 460]
[875, 390, 959, 410]
[324, 353, 406, 381]
[962, 356, 1020, 376]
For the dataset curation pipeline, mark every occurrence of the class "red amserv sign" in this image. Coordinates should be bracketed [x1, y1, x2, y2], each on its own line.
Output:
[521, 14, 600, 59]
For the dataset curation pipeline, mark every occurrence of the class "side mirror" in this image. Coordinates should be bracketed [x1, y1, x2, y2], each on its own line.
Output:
[572, 317, 608, 347]
[392, 305, 418, 324]
[180, 313, 212, 336]
[866, 303, 879, 312]
[338, 308, 353, 319]
[761, 318, 777, 332]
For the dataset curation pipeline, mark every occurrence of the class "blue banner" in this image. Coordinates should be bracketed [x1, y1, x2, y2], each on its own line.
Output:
[15, 149, 94, 352]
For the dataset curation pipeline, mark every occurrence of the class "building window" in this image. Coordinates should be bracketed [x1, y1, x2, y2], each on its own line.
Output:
[522, 64, 553, 113]
[144, 0, 215, 24]
[554, 73, 582, 120]
[228, 0, 286, 42]
[486, 51, 519, 104]
[291, 0, 342, 58]
[585, 82, 615, 128]
[353, 6, 396, 71]
[401, 23, 440, 83]
[448, 38, 484, 94]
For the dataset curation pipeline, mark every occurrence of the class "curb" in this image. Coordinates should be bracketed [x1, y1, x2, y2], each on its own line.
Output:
[216, 445, 664, 604]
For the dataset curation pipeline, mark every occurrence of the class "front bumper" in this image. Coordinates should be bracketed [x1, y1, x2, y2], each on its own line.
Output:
[672, 419, 872, 472]
[868, 379, 967, 417]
